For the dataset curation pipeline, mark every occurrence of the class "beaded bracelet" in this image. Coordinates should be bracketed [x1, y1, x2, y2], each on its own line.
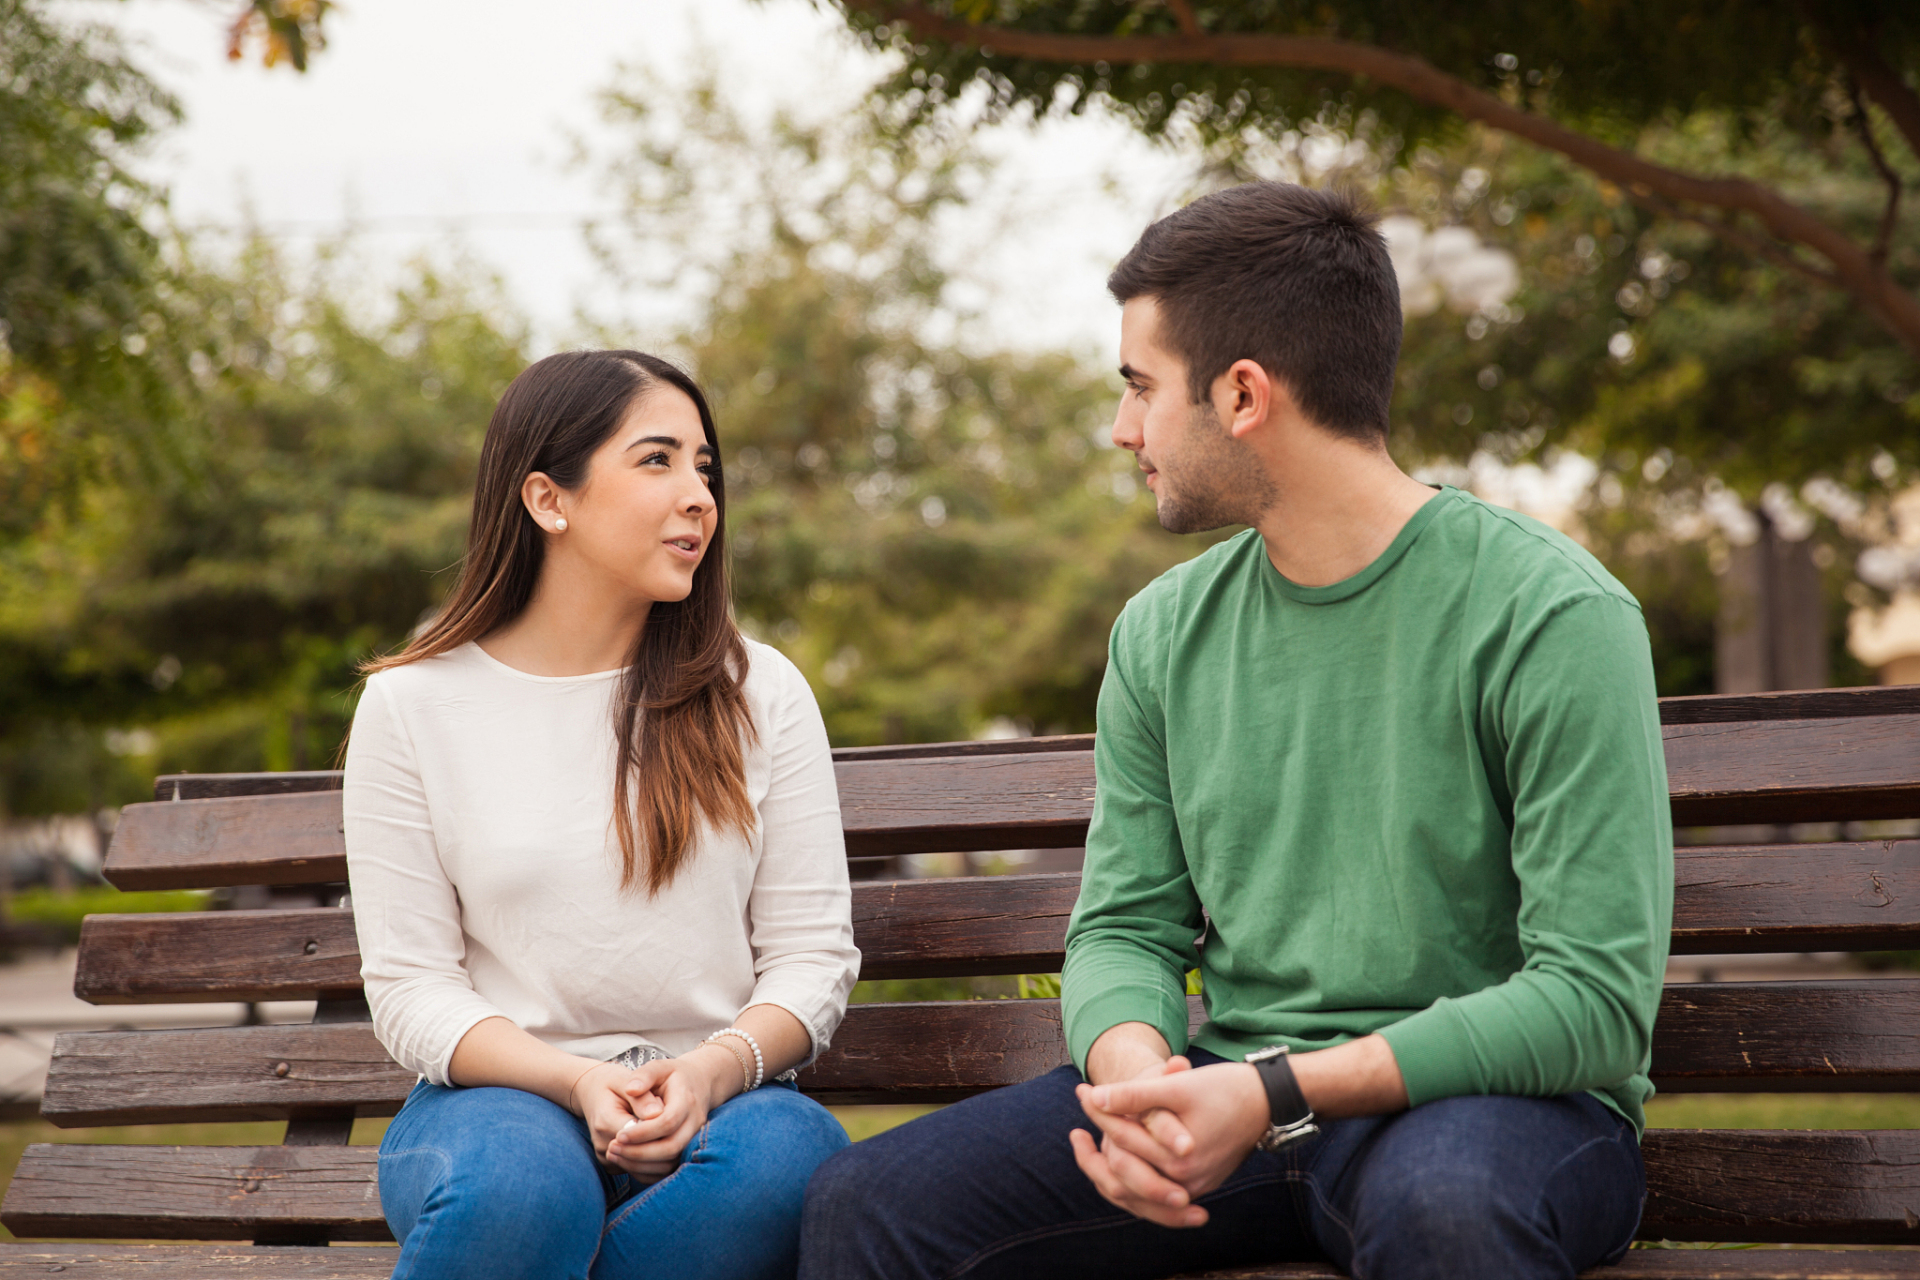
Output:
[704, 1026, 765, 1091]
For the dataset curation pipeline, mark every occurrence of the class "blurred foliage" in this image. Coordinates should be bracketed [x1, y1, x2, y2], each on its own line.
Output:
[7, 885, 207, 943]
[2, 1, 1905, 831]
[1354, 120, 1920, 494]
[224, 0, 331, 72]
[832, 0, 1919, 157]
[585, 58, 1214, 742]
[830, 1, 1920, 355]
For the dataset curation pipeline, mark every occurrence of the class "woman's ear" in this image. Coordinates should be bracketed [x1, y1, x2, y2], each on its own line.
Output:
[521, 472, 569, 534]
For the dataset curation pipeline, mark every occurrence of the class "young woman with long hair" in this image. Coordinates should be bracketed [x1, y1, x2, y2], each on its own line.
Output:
[343, 350, 859, 1280]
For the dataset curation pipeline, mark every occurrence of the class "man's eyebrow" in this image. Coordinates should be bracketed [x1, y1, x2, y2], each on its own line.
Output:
[1118, 364, 1151, 384]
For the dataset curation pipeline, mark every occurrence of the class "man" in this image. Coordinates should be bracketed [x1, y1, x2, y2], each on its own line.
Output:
[800, 182, 1671, 1280]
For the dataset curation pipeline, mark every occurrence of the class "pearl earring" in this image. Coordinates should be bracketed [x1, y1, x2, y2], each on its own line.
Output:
[555, 517, 568, 532]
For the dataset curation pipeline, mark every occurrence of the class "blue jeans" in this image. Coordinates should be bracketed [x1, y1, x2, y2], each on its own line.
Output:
[380, 1077, 850, 1280]
[800, 1049, 1644, 1280]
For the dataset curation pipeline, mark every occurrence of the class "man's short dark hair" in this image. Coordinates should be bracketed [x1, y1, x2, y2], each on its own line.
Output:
[1108, 183, 1402, 442]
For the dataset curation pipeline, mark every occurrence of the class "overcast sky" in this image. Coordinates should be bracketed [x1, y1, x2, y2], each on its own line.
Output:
[76, 0, 1194, 359]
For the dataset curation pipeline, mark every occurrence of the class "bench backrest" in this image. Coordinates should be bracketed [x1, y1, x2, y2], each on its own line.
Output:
[5, 684, 1920, 1246]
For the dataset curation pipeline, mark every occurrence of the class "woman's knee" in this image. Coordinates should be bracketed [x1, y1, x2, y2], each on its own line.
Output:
[380, 1085, 606, 1263]
[705, 1087, 850, 1198]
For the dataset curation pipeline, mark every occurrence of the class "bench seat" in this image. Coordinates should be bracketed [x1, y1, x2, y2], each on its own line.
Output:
[6, 684, 1920, 1273]
[2, 1246, 1919, 1279]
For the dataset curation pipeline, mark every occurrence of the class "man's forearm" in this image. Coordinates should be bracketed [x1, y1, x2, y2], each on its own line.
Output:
[1086, 1021, 1173, 1085]
[1289, 1033, 1408, 1119]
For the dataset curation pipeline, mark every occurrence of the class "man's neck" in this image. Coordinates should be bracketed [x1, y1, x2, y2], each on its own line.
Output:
[1250, 438, 1439, 589]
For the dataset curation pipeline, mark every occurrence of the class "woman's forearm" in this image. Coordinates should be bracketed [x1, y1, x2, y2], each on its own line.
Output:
[448, 1016, 610, 1109]
[450, 1005, 814, 1116]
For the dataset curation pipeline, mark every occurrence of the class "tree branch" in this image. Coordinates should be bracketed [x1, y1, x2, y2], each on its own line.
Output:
[1164, 1, 1200, 38]
[1633, 189, 1837, 289]
[846, 1, 1920, 359]
[1847, 76, 1903, 268]
[1805, 6, 1920, 162]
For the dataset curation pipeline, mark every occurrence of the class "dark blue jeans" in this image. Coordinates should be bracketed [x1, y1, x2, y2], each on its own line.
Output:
[800, 1049, 1644, 1280]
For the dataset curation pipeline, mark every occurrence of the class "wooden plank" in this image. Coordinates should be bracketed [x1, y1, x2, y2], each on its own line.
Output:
[1665, 715, 1920, 826]
[0, 1245, 401, 1277]
[109, 752, 1099, 890]
[106, 793, 347, 892]
[74, 831, 1920, 1007]
[1641, 1130, 1920, 1245]
[1650, 981, 1920, 1092]
[10, 1133, 1920, 1248]
[75, 875, 1083, 1004]
[151, 735, 1103, 801]
[153, 773, 344, 803]
[112, 711, 1920, 889]
[2, 1251, 1918, 1280]
[1673, 841, 1920, 954]
[1660, 685, 1920, 725]
[1199, 1261, 1920, 1280]
[0, 1146, 388, 1242]
[39, 1024, 412, 1127]
[75, 910, 362, 1004]
[832, 751, 1096, 857]
[38, 981, 1920, 1124]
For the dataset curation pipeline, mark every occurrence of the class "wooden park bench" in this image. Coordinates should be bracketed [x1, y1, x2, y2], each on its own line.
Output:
[4, 684, 1920, 1277]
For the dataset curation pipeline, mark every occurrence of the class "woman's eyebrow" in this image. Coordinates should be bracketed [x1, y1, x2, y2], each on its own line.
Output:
[625, 434, 682, 452]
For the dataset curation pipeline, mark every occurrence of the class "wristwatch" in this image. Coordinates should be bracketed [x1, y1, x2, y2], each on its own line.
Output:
[1245, 1044, 1319, 1152]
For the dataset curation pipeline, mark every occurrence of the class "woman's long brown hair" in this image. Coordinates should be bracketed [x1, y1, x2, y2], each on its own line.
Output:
[363, 350, 755, 895]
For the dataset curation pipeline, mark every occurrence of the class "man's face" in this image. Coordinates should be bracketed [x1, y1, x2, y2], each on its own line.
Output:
[1112, 296, 1275, 534]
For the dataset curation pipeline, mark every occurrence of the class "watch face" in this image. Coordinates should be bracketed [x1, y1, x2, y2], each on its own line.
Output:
[1244, 1044, 1290, 1064]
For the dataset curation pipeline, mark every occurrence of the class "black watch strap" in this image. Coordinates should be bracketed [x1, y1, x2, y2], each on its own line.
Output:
[1250, 1048, 1313, 1128]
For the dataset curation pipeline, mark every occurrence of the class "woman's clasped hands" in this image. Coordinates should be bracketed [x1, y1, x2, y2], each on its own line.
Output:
[574, 1047, 742, 1183]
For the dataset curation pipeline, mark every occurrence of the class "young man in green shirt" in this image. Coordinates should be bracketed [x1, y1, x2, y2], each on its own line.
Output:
[801, 182, 1672, 1280]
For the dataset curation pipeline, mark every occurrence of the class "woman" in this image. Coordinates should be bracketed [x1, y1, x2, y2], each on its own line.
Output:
[344, 350, 859, 1280]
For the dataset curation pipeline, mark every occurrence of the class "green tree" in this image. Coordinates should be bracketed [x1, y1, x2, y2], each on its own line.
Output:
[0, 242, 528, 809]
[587, 60, 1208, 741]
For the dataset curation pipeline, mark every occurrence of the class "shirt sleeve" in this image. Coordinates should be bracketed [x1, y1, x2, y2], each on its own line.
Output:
[343, 675, 509, 1085]
[1376, 593, 1674, 1110]
[1061, 604, 1203, 1073]
[740, 653, 860, 1064]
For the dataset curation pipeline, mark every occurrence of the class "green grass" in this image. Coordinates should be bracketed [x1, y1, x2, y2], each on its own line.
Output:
[1644, 1093, 1920, 1130]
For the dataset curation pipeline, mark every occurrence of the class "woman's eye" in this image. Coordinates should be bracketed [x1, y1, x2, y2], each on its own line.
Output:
[640, 451, 670, 466]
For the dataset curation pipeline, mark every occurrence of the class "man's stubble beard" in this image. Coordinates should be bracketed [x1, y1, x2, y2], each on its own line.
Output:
[1152, 401, 1280, 535]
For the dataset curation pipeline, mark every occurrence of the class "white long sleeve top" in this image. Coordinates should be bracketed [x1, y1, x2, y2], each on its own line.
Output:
[342, 639, 859, 1086]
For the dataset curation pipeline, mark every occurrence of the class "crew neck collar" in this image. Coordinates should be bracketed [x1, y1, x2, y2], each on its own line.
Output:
[1262, 486, 1458, 605]
[463, 641, 627, 684]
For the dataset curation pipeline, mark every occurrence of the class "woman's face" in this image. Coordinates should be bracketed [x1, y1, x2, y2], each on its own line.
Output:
[553, 387, 719, 605]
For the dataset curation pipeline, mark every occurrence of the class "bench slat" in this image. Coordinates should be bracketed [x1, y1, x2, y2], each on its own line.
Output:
[107, 752, 1099, 890]
[73, 840, 1920, 1005]
[0, 1146, 388, 1242]
[1663, 715, 1920, 827]
[8, 1250, 1920, 1280]
[107, 714, 1920, 890]
[0, 1245, 403, 1276]
[37, 982, 1920, 1125]
[10, 1132, 1920, 1246]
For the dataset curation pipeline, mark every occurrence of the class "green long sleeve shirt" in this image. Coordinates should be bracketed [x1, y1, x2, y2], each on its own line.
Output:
[1061, 487, 1673, 1133]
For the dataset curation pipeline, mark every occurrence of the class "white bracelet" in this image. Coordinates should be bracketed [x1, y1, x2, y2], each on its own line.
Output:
[704, 1026, 764, 1090]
